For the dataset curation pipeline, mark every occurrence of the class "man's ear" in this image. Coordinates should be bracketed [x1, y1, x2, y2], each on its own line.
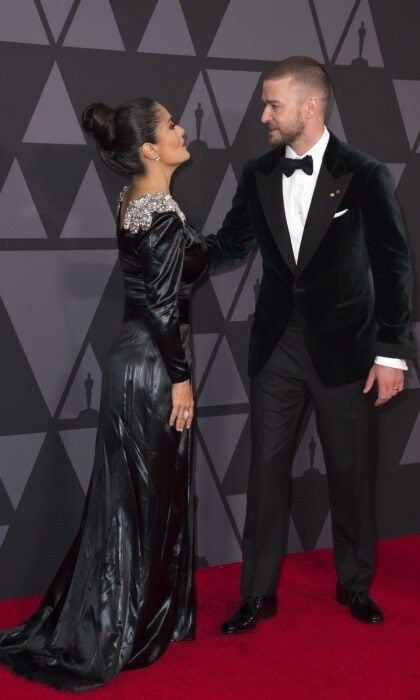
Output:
[306, 96, 318, 118]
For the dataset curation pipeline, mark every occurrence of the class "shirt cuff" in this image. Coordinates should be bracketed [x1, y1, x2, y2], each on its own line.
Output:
[374, 356, 408, 371]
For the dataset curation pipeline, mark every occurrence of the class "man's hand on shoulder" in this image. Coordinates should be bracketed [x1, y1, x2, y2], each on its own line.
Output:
[363, 365, 405, 406]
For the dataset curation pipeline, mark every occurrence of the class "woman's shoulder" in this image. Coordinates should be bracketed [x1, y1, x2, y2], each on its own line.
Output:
[117, 188, 186, 236]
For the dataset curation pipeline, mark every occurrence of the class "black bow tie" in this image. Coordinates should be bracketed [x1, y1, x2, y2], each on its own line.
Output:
[278, 155, 313, 177]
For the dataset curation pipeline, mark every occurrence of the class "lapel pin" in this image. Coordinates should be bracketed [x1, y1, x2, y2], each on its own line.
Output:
[336, 188, 341, 194]
[330, 192, 335, 197]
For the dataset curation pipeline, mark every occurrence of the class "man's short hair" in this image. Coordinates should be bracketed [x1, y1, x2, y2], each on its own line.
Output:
[265, 56, 331, 109]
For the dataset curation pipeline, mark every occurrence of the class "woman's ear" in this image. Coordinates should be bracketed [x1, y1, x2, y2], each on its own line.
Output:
[141, 142, 159, 161]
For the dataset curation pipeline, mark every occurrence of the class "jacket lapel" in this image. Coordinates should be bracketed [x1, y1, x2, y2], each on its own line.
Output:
[295, 133, 353, 276]
[255, 132, 354, 279]
[255, 150, 297, 275]
[295, 166, 353, 277]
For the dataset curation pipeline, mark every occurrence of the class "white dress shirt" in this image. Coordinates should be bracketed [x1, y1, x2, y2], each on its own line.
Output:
[282, 126, 407, 371]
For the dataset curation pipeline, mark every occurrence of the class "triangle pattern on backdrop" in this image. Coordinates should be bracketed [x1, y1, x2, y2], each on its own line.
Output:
[0, 432, 85, 599]
[23, 63, 86, 145]
[192, 333, 219, 389]
[202, 164, 237, 236]
[17, 150, 91, 239]
[179, 73, 225, 149]
[393, 80, 420, 151]
[0, 433, 46, 509]
[59, 427, 97, 493]
[40, 0, 74, 42]
[226, 493, 246, 539]
[195, 440, 241, 565]
[286, 514, 305, 553]
[0, 295, 50, 436]
[207, 70, 261, 145]
[406, 322, 420, 389]
[60, 343, 102, 420]
[290, 471, 330, 551]
[61, 161, 116, 238]
[0, 0, 49, 45]
[385, 163, 406, 191]
[210, 266, 246, 319]
[0, 480, 15, 525]
[198, 413, 248, 483]
[315, 511, 333, 550]
[220, 414, 251, 496]
[63, 0, 125, 51]
[406, 362, 420, 391]
[0, 251, 117, 415]
[399, 411, 420, 466]
[0, 526, 9, 549]
[0, 159, 47, 238]
[326, 98, 347, 143]
[208, 0, 323, 61]
[331, 0, 384, 67]
[138, 0, 195, 56]
[198, 336, 248, 407]
[315, 0, 358, 61]
[412, 322, 420, 361]
[180, 0, 230, 57]
[291, 411, 326, 478]
[230, 251, 263, 322]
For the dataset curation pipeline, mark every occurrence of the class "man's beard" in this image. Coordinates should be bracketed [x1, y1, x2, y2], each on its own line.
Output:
[266, 117, 305, 147]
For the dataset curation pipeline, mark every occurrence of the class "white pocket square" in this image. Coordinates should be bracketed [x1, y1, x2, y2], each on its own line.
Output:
[333, 208, 348, 218]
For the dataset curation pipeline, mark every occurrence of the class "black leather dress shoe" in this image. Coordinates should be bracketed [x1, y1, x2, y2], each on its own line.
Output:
[221, 595, 278, 634]
[336, 584, 384, 623]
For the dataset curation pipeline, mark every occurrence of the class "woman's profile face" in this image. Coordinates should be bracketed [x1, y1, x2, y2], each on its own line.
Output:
[153, 103, 190, 167]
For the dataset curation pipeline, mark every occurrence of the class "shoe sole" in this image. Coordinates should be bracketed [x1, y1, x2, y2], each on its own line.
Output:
[221, 609, 278, 635]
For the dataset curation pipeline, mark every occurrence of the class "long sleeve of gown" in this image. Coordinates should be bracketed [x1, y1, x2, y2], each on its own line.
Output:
[138, 213, 190, 383]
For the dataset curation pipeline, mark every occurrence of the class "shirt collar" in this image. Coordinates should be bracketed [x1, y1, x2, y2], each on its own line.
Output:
[285, 126, 330, 176]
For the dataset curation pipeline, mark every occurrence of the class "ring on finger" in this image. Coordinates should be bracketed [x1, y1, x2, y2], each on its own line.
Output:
[183, 410, 189, 419]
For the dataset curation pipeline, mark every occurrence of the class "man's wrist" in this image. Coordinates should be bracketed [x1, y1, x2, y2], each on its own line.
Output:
[374, 355, 408, 371]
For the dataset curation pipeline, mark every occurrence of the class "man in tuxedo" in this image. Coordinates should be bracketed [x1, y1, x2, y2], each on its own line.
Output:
[205, 56, 414, 631]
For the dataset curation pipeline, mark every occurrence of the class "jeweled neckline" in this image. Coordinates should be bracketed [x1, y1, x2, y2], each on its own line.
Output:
[118, 187, 186, 234]
[125, 190, 170, 203]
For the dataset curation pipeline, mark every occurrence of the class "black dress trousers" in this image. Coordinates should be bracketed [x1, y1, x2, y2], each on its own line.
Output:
[241, 308, 379, 597]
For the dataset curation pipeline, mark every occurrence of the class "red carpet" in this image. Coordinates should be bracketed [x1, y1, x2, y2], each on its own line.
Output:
[0, 536, 419, 699]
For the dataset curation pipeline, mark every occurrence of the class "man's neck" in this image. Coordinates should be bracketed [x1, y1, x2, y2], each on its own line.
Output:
[288, 124, 326, 156]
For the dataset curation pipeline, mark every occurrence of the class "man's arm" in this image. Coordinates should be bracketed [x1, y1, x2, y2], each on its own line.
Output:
[205, 161, 257, 272]
[361, 162, 414, 357]
[361, 162, 415, 403]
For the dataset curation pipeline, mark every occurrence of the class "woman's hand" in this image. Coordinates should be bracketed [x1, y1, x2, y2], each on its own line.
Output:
[170, 380, 194, 431]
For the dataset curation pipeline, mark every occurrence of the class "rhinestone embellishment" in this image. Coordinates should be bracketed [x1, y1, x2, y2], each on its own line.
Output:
[117, 185, 186, 235]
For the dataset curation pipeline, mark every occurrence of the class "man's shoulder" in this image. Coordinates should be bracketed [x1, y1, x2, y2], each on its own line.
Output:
[244, 147, 280, 175]
[336, 137, 383, 175]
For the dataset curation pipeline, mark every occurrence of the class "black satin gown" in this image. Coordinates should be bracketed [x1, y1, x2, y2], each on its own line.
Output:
[0, 190, 208, 692]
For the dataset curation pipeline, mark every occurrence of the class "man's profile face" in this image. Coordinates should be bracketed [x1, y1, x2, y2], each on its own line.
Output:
[261, 76, 306, 147]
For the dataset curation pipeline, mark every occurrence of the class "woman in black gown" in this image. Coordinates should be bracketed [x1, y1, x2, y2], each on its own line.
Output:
[0, 98, 208, 692]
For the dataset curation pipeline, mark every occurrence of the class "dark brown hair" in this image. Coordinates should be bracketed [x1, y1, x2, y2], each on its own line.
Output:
[81, 97, 160, 176]
[265, 56, 331, 109]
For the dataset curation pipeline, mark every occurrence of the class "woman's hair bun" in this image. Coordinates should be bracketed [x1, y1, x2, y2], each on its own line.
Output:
[80, 96, 159, 176]
[81, 102, 116, 152]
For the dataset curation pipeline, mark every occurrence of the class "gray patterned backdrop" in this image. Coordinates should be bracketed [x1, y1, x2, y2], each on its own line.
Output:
[0, 0, 419, 599]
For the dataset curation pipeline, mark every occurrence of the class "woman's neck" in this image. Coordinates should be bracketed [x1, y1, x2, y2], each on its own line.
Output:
[130, 169, 173, 197]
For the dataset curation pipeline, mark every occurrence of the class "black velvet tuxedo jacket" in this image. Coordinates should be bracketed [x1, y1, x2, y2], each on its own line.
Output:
[205, 132, 415, 386]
